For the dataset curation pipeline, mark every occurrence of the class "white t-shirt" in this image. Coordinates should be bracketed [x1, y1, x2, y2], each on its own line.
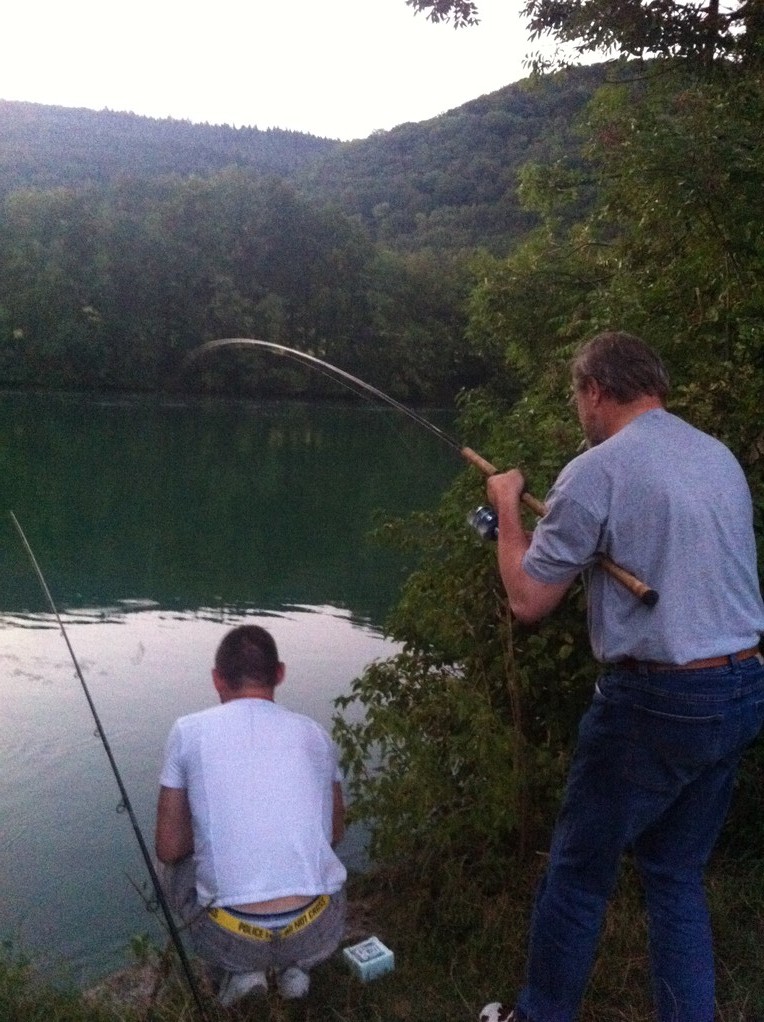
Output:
[160, 698, 347, 906]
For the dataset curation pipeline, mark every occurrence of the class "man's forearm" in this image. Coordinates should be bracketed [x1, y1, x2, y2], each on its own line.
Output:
[487, 470, 572, 624]
[495, 501, 538, 622]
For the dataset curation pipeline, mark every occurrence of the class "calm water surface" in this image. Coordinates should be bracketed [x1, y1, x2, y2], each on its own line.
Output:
[0, 391, 457, 985]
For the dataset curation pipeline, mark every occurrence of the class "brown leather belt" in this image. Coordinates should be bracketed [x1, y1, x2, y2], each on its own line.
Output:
[618, 646, 761, 672]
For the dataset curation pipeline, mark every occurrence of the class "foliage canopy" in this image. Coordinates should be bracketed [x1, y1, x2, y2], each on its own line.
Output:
[406, 0, 764, 66]
[406, 0, 479, 27]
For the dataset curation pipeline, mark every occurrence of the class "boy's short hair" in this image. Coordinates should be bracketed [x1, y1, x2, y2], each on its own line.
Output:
[214, 625, 280, 689]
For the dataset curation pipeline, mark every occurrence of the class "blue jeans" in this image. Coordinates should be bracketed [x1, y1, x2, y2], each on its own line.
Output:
[516, 654, 764, 1022]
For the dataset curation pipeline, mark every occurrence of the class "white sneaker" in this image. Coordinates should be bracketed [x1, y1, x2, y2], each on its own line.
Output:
[277, 966, 310, 999]
[479, 1005, 516, 1022]
[217, 970, 268, 1006]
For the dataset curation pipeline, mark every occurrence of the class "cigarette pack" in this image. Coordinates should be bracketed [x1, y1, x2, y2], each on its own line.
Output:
[342, 936, 395, 981]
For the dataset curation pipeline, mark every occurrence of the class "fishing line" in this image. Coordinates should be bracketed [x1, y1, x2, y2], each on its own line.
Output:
[183, 338, 658, 606]
[9, 512, 212, 1022]
[184, 336, 467, 454]
[183, 337, 533, 494]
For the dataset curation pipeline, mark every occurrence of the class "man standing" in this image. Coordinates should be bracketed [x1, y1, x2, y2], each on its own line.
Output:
[155, 624, 347, 1008]
[482, 332, 764, 1022]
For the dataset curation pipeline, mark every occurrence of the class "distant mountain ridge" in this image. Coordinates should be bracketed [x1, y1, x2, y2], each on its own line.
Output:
[1, 65, 609, 255]
[0, 100, 341, 194]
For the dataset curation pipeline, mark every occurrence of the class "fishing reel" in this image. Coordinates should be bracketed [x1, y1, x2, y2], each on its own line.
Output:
[467, 505, 498, 542]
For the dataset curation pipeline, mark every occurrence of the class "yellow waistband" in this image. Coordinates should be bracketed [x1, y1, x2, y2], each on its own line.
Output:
[207, 894, 330, 942]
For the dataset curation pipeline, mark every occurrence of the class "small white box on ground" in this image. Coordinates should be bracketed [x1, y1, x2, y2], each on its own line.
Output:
[343, 936, 395, 981]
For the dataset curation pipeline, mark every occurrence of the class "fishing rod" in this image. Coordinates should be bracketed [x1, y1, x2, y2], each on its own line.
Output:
[9, 512, 212, 1022]
[183, 338, 658, 607]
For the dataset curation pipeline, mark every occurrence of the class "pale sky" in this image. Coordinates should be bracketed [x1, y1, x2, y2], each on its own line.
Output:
[2, 0, 543, 140]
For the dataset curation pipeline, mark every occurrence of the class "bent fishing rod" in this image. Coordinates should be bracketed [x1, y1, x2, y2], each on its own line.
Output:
[9, 512, 212, 1022]
[183, 338, 658, 607]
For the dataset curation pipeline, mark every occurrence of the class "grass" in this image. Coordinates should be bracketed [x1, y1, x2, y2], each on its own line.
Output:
[2, 855, 764, 1022]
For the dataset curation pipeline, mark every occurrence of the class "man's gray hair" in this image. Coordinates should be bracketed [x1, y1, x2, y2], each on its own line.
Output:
[572, 331, 670, 404]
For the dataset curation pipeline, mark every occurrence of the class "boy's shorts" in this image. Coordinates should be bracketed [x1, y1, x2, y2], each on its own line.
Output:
[157, 856, 346, 973]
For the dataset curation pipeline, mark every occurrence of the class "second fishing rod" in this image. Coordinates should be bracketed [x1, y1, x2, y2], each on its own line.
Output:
[9, 512, 213, 1022]
[183, 337, 658, 607]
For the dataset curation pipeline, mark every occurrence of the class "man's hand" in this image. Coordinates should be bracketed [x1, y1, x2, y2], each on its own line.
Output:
[486, 468, 526, 511]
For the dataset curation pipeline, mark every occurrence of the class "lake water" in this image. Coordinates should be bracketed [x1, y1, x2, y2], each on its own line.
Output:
[0, 391, 457, 986]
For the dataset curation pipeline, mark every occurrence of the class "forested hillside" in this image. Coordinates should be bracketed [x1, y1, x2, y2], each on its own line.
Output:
[0, 67, 609, 398]
[296, 63, 610, 254]
[0, 66, 607, 256]
[0, 170, 485, 399]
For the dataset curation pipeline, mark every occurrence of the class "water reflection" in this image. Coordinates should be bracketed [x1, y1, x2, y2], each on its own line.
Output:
[0, 604, 397, 985]
[1, 391, 455, 620]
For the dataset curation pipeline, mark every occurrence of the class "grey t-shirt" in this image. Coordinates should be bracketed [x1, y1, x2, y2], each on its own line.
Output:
[523, 408, 764, 663]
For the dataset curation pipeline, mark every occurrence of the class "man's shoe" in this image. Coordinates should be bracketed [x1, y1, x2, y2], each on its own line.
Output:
[479, 1004, 516, 1022]
[217, 970, 268, 1006]
[277, 966, 310, 999]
